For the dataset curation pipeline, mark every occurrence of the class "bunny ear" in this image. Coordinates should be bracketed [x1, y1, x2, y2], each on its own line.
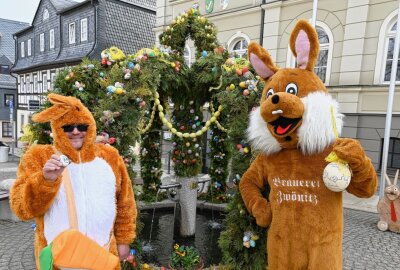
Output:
[248, 42, 279, 80]
[289, 19, 319, 71]
[394, 169, 399, 186]
[384, 173, 392, 186]
[32, 105, 70, 123]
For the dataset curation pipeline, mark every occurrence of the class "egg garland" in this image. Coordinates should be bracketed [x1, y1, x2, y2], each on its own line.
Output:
[209, 102, 227, 132]
[139, 101, 157, 134]
[153, 92, 223, 138]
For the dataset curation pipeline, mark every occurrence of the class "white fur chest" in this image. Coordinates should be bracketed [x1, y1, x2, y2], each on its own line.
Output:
[44, 157, 117, 247]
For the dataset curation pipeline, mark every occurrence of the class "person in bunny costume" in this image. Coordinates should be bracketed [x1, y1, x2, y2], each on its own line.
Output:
[10, 94, 136, 269]
[239, 19, 377, 269]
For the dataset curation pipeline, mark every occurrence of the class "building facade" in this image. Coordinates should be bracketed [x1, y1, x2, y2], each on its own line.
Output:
[0, 18, 29, 144]
[12, 0, 156, 144]
[156, 0, 400, 171]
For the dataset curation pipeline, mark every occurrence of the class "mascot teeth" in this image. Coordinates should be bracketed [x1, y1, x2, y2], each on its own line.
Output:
[272, 109, 283, 115]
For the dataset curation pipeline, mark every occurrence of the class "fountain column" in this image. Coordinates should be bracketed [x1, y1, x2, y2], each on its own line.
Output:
[177, 176, 198, 236]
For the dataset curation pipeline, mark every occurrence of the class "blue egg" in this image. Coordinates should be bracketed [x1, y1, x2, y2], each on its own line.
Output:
[250, 240, 256, 247]
[128, 62, 135, 69]
[201, 51, 208, 58]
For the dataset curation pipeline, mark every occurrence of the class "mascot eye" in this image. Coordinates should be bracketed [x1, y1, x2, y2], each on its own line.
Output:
[266, 88, 274, 99]
[285, 83, 298, 95]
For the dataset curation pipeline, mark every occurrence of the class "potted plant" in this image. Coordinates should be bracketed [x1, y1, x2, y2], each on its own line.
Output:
[169, 244, 203, 270]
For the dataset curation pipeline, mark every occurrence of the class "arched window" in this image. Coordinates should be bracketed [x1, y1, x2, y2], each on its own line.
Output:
[314, 26, 329, 83]
[231, 39, 248, 58]
[228, 32, 250, 58]
[383, 21, 399, 82]
[43, 9, 49, 21]
[184, 45, 191, 67]
[374, 11, 400, 84]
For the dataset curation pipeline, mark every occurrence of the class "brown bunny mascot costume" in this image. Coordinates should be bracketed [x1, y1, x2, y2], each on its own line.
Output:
[239, 19, 377, 269]
[10, 94, 136, 269]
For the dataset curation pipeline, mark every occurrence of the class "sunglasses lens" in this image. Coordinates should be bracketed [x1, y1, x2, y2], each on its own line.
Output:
[62, 125, 74, 132]
[62, 124, 89, 132]
[77, 125, 89, 132]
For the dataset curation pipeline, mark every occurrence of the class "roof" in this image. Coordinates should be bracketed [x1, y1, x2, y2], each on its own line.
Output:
[0, 55, 13, 66]
[49, 0, 79, 12]
[0, 74, 17, 89]
[12, 0, 156, 73]
[0, 19, 30, 63]
[119, 0, 156, 11]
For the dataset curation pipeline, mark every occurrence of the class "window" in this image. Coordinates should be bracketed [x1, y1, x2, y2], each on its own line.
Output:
[21, 41, 25, 58]
[4, 94, 14, 107]
[383, 21, 399, 82]
[380, 137, 400, 169]
[314, 27, 329, 83]
[34, 75, 38, 93]
[40, 33, 45, 52]
[20, 115, 25, 129]
[69, 22, 75, 44]
[184, 45, 191, 67]
[27, 39, 32, 56]
[81, 18, 88, 42]
[50, 29, 54, 49]
[231, 39, 248, 58]
[51, 72, 56, 88]
[0, 65, 9, 74]
[26, 76, 30, 93]
[43, 9, 49, 21]
[2, 122, 12, 137]
[20, 77, 25, 93]
[43, 74, 48, 92]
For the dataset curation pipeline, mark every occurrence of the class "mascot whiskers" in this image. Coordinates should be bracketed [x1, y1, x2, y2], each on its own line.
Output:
[239, 19, 377, 270]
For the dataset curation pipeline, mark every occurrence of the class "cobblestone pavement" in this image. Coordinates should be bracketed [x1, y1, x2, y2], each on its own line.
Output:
[0, 209, 399, 270]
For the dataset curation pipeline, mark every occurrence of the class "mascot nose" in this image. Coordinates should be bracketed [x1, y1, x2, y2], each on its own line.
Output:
[271, 95, 279, 104]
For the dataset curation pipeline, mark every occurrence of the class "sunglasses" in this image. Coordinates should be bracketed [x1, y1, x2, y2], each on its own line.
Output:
[62, 124, 89, 132]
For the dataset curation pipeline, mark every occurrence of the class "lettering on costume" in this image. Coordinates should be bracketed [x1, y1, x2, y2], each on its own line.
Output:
[273, 177, 321, 206]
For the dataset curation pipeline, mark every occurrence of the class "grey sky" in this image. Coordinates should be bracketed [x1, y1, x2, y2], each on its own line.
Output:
[0, 0, 41, 23]
[0, 0, 86, 24]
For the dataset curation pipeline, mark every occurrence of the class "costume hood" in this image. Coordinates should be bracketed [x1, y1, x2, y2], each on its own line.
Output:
[32, 94, 97, 163]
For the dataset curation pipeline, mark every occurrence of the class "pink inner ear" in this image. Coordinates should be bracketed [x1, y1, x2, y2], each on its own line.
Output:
[250, 53, 275, 79]
[295, 30, 310, 69]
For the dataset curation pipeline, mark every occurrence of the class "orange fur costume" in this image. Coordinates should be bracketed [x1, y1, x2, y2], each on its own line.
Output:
[10, 94, 136, 270]
[240, 20, 377, 269]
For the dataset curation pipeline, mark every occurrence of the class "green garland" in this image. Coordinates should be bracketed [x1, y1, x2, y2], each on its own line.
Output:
[214, 59, 269, 269]
[139, 106, 163, 202]
[159, 7, 218, 57]
[205, 120, 230, 203]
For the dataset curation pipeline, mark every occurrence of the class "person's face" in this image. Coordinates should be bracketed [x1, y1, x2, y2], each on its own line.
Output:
[62, 124, 88, 150]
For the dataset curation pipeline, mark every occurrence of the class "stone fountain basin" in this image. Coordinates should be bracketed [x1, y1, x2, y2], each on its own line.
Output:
[138, 200, 227, 267]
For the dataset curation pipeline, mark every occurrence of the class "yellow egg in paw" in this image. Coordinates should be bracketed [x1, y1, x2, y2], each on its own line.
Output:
[322, 162, 352, 192]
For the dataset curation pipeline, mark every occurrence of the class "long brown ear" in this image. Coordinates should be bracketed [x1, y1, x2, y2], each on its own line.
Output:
[248, 42, 279, 79]
[48, 93, 81, 109]
[32, 93, 79, 123]
[289, 19, 319, 71]
[32, 105, 70, 123]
